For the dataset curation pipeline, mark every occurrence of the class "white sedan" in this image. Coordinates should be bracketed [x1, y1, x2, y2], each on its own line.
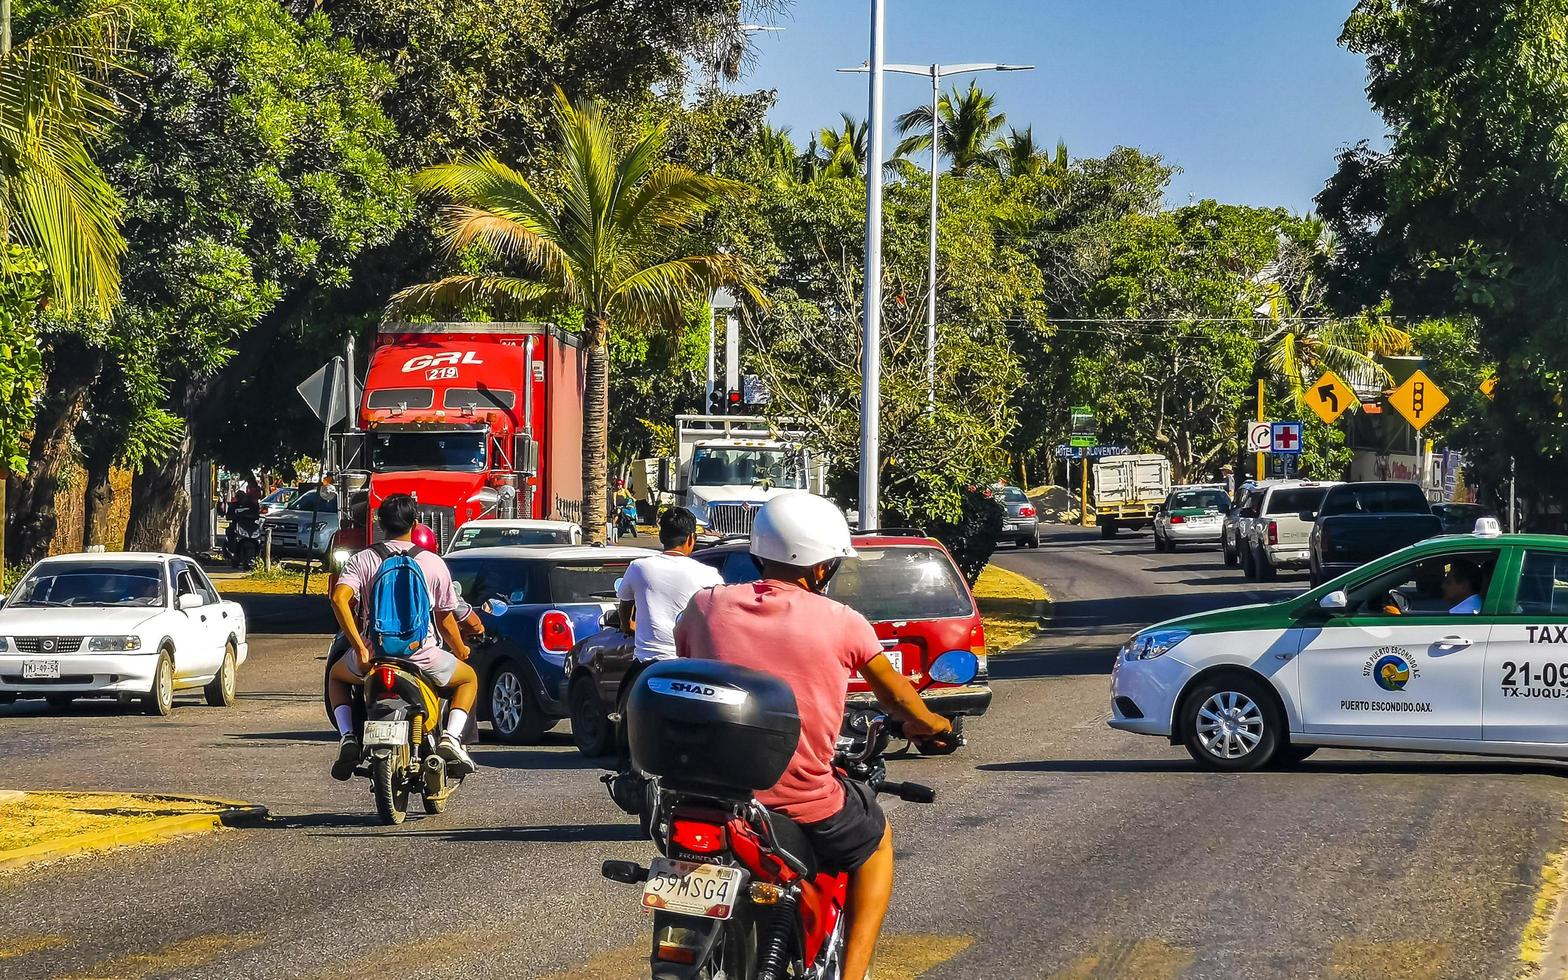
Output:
[0, 552, 248, 716]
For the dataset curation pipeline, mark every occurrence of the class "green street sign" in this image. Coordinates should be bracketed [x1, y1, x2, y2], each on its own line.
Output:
[1069, 405, 1098, 448]
[1069, 435, 1099, 448]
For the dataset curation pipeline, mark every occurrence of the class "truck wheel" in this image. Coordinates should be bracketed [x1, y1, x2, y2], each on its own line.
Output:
[1256, 553, 1278, 582]
[1240, 547, 1257, 580]
[1100, 521, 1117, 539]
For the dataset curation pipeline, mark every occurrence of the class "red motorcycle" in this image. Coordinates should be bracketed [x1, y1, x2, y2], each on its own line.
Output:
[601, 650, 976, 979]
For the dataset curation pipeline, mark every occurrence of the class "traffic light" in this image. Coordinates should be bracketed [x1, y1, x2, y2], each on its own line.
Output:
[727, 389, 742, 413]
[708, 387, 726, 415]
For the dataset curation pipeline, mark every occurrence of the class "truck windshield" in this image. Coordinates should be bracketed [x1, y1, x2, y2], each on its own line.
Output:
[371, 431, 486, 472]
[690, 447, 805, 488]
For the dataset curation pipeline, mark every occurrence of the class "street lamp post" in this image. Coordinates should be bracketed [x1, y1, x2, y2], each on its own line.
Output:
[856, 0, 887, 531]
[840, 61, 1033, 414]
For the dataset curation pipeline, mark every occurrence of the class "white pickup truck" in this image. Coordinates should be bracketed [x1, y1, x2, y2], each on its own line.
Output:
[1238, 480, 1341, 581]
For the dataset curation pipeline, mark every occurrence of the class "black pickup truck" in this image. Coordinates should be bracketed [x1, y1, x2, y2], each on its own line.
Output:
[1308, 481, 1442, 586]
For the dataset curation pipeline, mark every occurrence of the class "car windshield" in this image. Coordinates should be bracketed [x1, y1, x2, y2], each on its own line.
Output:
[447, 557, 535, 605]
[262, 488, 298, 506]
[1170, 489, 1228, 511]
[1000, 486, 1029, 503]
[371, 430, 487, 472]
[448, 526, 576, 551]
[548, 561, 633, 603]
[9, 561, 166, 607]
[689, 447, 805, 488]
[1320, 483, 1429, 516]
[282, 490, 337, 513]
[1266, 487, 1329, 515]
[825, 546, 974, 622]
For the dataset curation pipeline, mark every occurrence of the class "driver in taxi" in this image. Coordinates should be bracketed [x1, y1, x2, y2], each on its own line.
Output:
[1444, 560, 1484, 614]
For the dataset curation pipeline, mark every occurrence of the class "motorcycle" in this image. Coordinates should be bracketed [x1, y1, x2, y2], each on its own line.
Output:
[601, 649, 977, 979]
[617, 498, 639, 539]
[223, 502, 263, 570]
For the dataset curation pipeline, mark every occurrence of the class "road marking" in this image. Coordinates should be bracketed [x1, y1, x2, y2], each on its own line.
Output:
[0, 935, 69, 960]
[57, 932, 263, 980]
[537, 933, 973, 980]
[1520, 832, 1568, 974]
[1047, 937, 1193, 979]
[1328, 939, 1450, 979]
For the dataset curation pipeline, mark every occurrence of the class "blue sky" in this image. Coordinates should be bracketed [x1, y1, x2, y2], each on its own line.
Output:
[740, 2, 1385, 214]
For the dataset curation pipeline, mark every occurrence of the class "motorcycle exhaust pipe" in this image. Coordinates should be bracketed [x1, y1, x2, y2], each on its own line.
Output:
[423, 753, 446, 794]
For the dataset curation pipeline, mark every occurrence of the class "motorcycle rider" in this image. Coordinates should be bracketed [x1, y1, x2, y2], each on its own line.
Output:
[675, 492, 953, 980]
[327, 494, 480, 779]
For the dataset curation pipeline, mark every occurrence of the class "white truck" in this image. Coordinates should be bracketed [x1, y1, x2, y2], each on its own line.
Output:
[662, 415, 828, 537]
[1093, 453, 1172, 538]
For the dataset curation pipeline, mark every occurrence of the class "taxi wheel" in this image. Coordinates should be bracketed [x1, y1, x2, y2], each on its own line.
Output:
[1179, 674, 1281, 772]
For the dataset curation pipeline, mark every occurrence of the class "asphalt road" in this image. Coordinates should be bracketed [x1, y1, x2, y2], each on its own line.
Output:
[2, 525, 1565, 979]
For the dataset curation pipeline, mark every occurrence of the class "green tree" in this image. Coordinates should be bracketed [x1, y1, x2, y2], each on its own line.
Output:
[816, 113, 868, 179]
[895, 79, 1007, 174]
[391, 89, 762, 543]
[992, 126, 1066, 180]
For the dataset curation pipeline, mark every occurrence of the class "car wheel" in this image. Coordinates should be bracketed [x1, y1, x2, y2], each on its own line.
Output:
[143, 652, 174, 717]
[0, 693, 15, 705]
[1223, 539, 1238, 567]
[1100, 520, 1117, 539]
[204, 643, 238, 707]
[1029, 531, 1040, 549]
[1179, 674, 1282, 772]
[1272, 744, 1318, 767]
[1256, 552, 1278, 582]
[486, 660, 556, 744]
[568, 675, 615, 757]
[1152, 531, 1163, 552]
[1240, 546, 1257, 580]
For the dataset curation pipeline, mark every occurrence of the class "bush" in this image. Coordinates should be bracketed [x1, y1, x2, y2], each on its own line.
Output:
[928, 485, 1005, 585]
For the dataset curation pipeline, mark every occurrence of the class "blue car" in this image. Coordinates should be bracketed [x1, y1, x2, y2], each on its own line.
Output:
[447, 545, 653, 743]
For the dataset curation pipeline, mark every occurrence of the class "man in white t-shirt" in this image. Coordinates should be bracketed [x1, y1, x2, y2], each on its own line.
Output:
[616, 506, 723, 661]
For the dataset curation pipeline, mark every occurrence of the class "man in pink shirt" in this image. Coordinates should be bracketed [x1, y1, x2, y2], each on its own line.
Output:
[676, 493, 951, 980]
[327, 494, 478, 778]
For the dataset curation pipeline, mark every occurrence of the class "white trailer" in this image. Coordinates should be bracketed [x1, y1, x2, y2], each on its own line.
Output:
[663, 415, 828, 537]
[1093, 453, 1172, 538]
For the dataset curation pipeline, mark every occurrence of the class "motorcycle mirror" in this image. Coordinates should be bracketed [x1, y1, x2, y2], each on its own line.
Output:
[927, 650, 979, 687]
[483, 597, 510, 616]
[613, 577, 624, 594]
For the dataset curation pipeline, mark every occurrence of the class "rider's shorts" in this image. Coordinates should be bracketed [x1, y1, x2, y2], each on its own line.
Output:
[800, 777, 888, 873]
[335, 634, 460, 687]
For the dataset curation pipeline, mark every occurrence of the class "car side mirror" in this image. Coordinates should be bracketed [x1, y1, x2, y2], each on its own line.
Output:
[177, 592, 205, 611]
[1318, 590, 1348, 612]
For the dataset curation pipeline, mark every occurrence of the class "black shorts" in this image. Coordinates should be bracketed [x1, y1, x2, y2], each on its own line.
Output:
[800, 778, 888, 872]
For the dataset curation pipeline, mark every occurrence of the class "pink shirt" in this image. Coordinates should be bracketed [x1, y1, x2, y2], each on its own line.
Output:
[677, 580, 882, 824]
[337, 541, 461, 655]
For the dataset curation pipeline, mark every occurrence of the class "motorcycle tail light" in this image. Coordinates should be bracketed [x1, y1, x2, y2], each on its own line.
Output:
[377, 666, 396, 691]
[539, 610, 575, 652]
[749, 881, 785, 905]
[1170, 514, 1185, 524]
[671, 818, 727, 855]
[1267, 521, 1279, 545]
[655, 925, 702, 965]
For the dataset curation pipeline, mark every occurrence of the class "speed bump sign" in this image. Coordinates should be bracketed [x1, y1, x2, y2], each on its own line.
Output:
[1388, 370, 1449, 431]
[1307, 370, 1356, 425]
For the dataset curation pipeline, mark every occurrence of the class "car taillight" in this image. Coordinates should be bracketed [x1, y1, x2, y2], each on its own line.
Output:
[1018, 505, 1036, 518]
[1170, 515, 1185, 524]
[671, 818, 727, 855]
[1267, 521, 1278, 545]
[969, 623, 987, 662]
[539, 610, 575, 652]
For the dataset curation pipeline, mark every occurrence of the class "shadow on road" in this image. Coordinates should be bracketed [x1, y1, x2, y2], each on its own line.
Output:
[991, 645, 1117, 680]
[228, 730, 338, 743]
[479, 747, 603, 771]
[979, 757, 1568, 777]
[233, 593, 335, 634]
[311, 823, 645, 843]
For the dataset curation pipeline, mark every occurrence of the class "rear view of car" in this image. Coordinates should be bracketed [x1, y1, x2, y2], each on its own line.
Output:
[1153, 486, 1228, 552]
[1243, 481, 1339, 580]
[997, 486, 1039, 548]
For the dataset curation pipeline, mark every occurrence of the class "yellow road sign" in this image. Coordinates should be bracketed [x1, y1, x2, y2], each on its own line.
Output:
[1388, 369, 1449, 431]
[1481, 376, 1497, 400]
[1307, 370, 1356, 425]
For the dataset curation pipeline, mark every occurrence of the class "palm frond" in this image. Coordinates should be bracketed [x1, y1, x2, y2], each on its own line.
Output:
[386, 275, 561, 319]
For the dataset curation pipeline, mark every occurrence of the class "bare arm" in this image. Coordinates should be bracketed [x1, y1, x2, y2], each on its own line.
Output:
[436, 609, 470, 661]
[330, 584, 371, 670]
[859, 655, 951, 738]
[618, 600, 636, 635]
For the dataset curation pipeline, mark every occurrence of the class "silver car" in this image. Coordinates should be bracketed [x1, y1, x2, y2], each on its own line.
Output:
[997, 485, 1040, 548]
[260, 488, 339, 560]
[1221, 482, 1267, 568]
[1152, 485, 1230, 552]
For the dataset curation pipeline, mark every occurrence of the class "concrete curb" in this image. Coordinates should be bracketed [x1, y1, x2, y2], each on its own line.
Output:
[976, 564, 1054, 655]
[0, 792, 269, 872]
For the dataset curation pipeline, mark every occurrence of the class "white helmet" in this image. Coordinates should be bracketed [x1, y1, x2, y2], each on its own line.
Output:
[750, 492, 858, 566]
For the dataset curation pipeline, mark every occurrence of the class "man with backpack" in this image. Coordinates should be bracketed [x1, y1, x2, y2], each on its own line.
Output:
[326, 494, 479, 779]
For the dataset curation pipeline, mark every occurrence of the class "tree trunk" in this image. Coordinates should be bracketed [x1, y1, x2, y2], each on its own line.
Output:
[83, 448, 117, 550]
[6, 340, 101, 565]
[126, 423, 193, 554]
[581, 316, 611, 545]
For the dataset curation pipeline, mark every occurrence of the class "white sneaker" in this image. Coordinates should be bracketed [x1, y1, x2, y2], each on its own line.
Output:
[437, 733, 476, 775]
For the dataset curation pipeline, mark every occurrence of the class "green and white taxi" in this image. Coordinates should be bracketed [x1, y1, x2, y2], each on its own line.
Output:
[1110, 523, 1568, 770]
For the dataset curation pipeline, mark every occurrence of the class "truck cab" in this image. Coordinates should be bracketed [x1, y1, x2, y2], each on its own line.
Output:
[666, 415, 827, 537]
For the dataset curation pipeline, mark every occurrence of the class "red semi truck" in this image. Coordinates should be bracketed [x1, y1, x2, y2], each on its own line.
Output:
[327, 322, 584, 566]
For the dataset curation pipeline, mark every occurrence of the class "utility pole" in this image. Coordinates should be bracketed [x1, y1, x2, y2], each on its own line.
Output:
[839, 60, 1032, 414]
[854, 0, 886, 531]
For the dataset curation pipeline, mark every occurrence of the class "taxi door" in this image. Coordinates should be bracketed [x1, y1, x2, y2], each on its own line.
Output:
[1296, 548, 1499, 740]
[1483, 547, 1568, 745]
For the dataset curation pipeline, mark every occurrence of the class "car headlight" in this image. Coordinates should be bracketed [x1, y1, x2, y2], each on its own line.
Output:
[1123, 628, 1190, 661]
[88, 635, 142, 652]
[331, 548, 352, 570]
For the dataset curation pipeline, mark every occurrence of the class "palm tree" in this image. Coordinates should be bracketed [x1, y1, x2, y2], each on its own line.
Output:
[992, 127, 1068, 179]
[0, 3, 130, 310]
[1262, 312, 1413, 404]
[816, 113, 867, 179]
[894, 79, 1007, 174]
[390, 88, 763, 543]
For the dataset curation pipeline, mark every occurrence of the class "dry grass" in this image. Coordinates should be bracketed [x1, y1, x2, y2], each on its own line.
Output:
[212, 567, 328, 595]
[973, 563, 1050, 653]
[0, 792, 219, 854]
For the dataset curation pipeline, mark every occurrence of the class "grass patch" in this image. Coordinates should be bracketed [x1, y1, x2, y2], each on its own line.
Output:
[973, 563, 1049, 653]
[0, 792, 219, 854]
[214, 567, 328, 595]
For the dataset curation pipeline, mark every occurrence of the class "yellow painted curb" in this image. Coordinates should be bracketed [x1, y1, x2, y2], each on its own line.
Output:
[974, 562, 1052, 654]
[0, 791, 267, 872]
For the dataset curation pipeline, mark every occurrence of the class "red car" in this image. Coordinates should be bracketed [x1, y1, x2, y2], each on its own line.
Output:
[563, 532, 992, 757]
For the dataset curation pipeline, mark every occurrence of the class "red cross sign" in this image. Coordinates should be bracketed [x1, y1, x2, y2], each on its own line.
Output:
[1271, 421, 1302, 454]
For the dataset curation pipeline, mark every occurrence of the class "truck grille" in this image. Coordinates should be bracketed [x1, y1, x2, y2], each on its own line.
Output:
[417, 505, 457, 551]
[706, 503, 757, 537]
[14, 636, 83, 654]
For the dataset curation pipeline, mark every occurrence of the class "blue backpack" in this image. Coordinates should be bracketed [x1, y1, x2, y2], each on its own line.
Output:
[365, 544, 433, 659]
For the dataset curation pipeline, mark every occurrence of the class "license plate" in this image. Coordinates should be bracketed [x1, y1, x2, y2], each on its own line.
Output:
[883, 649, 903, 674]
[362, 719, 408, 747]
[641, 858, 745, 920]
[22, 660, 59, 679]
